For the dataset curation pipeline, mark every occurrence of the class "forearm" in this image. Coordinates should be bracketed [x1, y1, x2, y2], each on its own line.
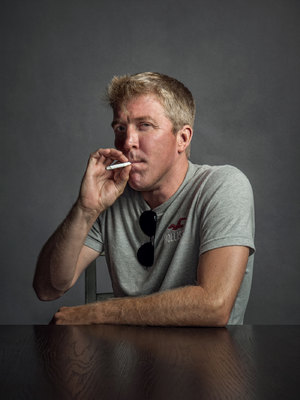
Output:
[100, 286, 227, 326]
[33, 202, 98, 300]
[55, 285, 229, 327]
[34, 148, 131, 301]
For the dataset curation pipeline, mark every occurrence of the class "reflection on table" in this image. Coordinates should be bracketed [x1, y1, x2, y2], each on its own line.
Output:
[0, 325, 299, 399]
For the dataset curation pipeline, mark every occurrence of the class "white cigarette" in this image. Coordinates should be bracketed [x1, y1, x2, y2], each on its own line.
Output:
[106, 162, 131, 170]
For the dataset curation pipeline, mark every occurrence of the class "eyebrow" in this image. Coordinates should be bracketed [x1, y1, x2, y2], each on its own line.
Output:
[111, 116, 158, 128]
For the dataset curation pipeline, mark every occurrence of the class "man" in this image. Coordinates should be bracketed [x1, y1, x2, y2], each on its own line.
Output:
[33, 72, 255, 326]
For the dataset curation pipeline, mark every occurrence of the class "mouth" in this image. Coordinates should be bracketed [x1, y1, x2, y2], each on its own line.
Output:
[128, 160, 145, 171]
[127, 157, 144, 164]
[130, 160, 142, 164]
[125, 153, 146, 170]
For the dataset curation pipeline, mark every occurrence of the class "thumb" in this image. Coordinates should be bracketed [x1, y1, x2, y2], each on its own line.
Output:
[114, 165, 131, 191]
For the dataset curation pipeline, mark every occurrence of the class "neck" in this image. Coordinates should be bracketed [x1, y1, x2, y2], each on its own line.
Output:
[142, 158, 189, 209]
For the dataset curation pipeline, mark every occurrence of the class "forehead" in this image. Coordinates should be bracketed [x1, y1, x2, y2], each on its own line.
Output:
[113, 94, 166, 119]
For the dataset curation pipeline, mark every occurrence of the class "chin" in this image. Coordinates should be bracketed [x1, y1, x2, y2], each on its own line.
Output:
[128, 176, 151, 192]
[128, 180, 144, 192]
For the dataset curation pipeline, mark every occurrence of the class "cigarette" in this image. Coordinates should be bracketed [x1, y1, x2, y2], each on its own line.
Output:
[106, 162, 132, 170]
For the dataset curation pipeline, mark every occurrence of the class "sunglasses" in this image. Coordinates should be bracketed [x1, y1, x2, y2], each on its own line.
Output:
[137, 210, 157, 267]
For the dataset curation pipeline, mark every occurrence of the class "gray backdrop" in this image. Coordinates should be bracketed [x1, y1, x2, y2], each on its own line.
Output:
[1, 0, 299, 324]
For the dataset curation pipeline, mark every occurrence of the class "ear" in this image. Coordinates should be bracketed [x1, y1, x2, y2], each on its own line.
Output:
[176, 125, 193, 154]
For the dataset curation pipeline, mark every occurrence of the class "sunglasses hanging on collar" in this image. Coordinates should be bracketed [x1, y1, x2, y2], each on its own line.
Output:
[137, 210, 157, 267]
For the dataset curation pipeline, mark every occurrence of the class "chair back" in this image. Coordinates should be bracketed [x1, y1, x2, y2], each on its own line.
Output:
[85, 260, 113, 303]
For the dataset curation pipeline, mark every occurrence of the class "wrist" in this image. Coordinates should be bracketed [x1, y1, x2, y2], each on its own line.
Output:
[93, 298, 124, 324]
[72, 200, 102, 227]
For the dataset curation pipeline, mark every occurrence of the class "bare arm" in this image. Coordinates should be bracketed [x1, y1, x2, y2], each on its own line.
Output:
[53, 245, 249, 326]
[33, 148, 131, 301]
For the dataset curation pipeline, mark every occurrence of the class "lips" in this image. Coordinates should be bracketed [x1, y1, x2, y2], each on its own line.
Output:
[128, 160, 145, 171]
[130, 161, 143, 167]
[126, 154, 145, 168]
[127, 157, 144, 164]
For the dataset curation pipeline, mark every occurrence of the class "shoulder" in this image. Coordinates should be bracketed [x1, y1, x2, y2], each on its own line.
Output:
[186, 163, 254, 211]
[189, 162, 252, 191]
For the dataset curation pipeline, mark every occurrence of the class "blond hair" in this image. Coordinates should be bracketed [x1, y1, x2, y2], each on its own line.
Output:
[106, 72, 195, 134]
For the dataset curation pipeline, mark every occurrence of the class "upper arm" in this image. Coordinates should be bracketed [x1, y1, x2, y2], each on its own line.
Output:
[70, 245, 100, 287]
[197, 245, 249, 322]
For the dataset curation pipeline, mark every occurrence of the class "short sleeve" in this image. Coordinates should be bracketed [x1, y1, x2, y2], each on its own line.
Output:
[84, 217, 105, 254]
[199, 166, 255, 255]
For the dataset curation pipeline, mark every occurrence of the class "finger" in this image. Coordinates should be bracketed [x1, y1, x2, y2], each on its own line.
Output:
[89, 149, 109, 166]
[49, 312, 60, 325]
[50, 306, 67, 322]
[85, 152, 110, 176]
[50, 311, 66, 325]
[119, 163, 132, 179]
[96, 148, 129, 163]
[113, 164, 132, 188]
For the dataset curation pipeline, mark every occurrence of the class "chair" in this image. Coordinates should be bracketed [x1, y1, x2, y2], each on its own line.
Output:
[85, 260, 113, 303]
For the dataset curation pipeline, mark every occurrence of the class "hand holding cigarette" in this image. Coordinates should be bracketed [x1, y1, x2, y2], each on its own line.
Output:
[77, 148, 132, 215]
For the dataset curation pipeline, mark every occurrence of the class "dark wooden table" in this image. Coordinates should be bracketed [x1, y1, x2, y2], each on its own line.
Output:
[0, 325, 299, 399]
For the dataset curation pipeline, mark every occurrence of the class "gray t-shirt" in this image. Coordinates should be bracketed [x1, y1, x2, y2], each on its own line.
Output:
[85, 161, 255, 324]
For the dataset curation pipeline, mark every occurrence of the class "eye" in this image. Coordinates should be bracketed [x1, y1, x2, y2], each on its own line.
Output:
[139, 122, 152, 131]
[114, 124, 126, 134]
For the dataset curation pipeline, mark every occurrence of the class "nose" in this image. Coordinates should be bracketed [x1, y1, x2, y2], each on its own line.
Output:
[115, 125, 139, 153]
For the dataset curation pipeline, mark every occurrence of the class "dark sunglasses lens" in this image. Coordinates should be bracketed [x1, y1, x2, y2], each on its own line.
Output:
[139, 210, 157, 237]
[137, 242, 154, 267]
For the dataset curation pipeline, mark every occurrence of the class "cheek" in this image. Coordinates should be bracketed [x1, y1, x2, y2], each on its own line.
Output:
[140, 135, 165, 153]
[148, 135, 176, 155]
[114, 137, 122, 150]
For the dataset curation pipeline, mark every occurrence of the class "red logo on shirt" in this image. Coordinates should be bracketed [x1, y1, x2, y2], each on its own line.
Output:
[168, 218, 187, 230]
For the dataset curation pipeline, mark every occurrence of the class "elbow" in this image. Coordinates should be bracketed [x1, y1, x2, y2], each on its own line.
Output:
[34, 291, 58, 302]
[207, 296, 231, 327]
[33, 280, 64, 302]
[214, 312, 230, 327]
[190, 286, 231, 327]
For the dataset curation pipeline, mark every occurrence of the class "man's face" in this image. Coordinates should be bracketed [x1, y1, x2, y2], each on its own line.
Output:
[112, 94, 181, 194]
